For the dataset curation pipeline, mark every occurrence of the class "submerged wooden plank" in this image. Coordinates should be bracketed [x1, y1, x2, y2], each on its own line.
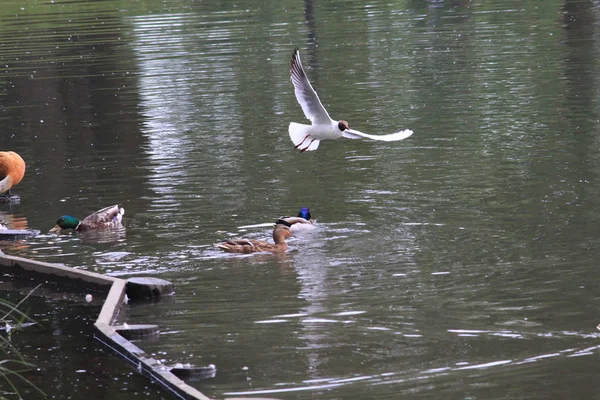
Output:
[0, 253, 264, 400]
[0, 229, 40, 240]
[127, 276, 175, 300]
[94, 320, 212, 400]
[114, 324, 160, 340]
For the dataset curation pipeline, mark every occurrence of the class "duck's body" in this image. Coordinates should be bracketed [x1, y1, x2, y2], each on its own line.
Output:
[0, 151, 25, 196]
[216, 224, 291, 254]
[289, 49, 413, 152]
[277, 207, 315, 234]
[50, 205, 125, 233]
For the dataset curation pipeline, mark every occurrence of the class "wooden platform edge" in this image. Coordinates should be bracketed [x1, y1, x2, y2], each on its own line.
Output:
[0, 253, 117, 288]
[0, 253, 214, 400]
[94, 317, 211, 400]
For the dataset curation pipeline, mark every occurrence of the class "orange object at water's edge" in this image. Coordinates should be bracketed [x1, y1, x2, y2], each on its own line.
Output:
[0, 151, 25, 194]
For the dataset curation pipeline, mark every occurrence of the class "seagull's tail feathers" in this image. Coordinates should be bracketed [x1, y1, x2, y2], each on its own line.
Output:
[289, 122, 320, 152]
[289, 122, 311, 146]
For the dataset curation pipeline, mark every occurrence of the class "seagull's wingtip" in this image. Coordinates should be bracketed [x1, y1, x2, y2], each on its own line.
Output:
[396, 129, 414, 141]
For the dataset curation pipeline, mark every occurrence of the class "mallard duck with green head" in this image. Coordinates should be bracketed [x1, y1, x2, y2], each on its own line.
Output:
[50, 205, 125, 233]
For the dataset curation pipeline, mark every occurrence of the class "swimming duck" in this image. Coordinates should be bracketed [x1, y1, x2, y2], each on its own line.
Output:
[0, 151, 25, 197]
[49, 205, 125, 233]
[216, 224, 292, 254]
[277, 207, 315, 234]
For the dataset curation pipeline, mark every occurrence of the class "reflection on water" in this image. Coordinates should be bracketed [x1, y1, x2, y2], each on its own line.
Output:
[133, 12, 246, 235]
[58, 227, 127, 244]
[2, 0, 600, 399]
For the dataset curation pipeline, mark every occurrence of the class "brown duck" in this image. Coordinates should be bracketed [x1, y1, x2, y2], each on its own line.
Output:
[216, 224, 292, 254]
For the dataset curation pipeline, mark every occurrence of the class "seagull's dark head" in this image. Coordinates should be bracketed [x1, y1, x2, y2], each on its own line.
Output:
[338, 120, 349, 131]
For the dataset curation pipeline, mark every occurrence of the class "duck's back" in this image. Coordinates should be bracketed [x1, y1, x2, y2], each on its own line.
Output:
[278, 217, 315, 234]
[218, 239, 287, 254]
[81, 205, 124, 228]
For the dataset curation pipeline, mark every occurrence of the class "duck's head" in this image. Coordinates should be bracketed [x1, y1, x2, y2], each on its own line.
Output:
[49, 215, 80, 233]
[273, 224, 292, 243]
[297, 207, 311, 220]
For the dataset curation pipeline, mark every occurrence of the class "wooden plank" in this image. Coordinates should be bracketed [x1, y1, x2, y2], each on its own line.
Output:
[0, 253, 224, 400]
[0, 253, 116, 287]
[94, 320, 212, 400]
[97, 279, 126, 325]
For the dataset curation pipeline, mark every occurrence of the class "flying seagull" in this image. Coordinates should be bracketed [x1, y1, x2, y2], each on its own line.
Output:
[289, 48, 414, 152]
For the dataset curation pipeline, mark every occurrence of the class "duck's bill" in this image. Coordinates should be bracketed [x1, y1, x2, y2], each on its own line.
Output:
[49, 225, 61, 233]
[343, 128, 413, 141]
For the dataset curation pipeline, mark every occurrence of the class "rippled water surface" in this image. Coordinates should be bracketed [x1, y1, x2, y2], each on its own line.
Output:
[2, 0, 600, 398]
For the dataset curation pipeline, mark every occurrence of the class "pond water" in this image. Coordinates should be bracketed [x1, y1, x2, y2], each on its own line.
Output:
[0, 285, 165, 399]
[2, 0, 600, 398]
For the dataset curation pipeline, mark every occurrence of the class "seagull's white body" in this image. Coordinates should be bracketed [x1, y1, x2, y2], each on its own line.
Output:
[289, 49, 414, 152]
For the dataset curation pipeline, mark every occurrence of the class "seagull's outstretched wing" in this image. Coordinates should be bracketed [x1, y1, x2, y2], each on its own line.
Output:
[290, 49, 332, 125]
[342, 128, 414, 141]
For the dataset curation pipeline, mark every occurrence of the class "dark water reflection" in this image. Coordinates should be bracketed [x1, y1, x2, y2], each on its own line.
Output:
[0, 285, 164, 399]
[2, 0, 600, 398]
